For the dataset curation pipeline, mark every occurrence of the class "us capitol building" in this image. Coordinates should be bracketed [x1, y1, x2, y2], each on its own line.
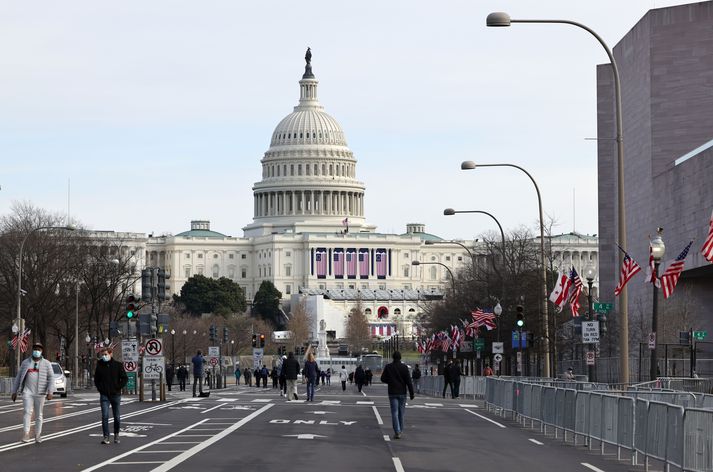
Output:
[106, 52, 599, 340]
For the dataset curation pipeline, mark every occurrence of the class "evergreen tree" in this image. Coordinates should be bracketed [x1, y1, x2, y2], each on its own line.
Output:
[253, 280, 284, 327]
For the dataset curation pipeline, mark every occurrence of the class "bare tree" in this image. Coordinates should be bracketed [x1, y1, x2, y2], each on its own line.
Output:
[346, 297, 371, 356]
[287, 299, 312, 352]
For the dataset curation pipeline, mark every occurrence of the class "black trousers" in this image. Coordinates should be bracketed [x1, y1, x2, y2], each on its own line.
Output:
[193, 376, 203, 396]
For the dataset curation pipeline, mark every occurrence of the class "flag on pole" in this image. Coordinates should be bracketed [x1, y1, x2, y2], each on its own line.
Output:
[660, 241, 694, 299]
[549, 271, 572, 312]
[567, 267, 583, 317]
[645, 242, 661, 288]
[702, 210, 713, 263]
[11, 328, 31, 351]
[614, 245, 642, 296]
[470, 309, 497, 331]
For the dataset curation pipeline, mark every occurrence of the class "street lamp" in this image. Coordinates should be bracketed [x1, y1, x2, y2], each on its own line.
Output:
[411, 260, 455, 289]
[170, 329, 176, 368]
[182, 329, 188, 365]
[584, 262, 597, 382]
[461, 160, 553, 378]
[16, 224, 76, 371]
[493, 302, 503, 343]
[485, 11, 630, 383]
[650, 228, 666, 381]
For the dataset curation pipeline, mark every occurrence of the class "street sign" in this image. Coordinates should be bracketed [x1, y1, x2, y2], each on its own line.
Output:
[511, 331, 528, 349]
[123, 361, 138, 372]
[593, 302, 613, 313]
[492, 342, 504, 354]
[474, 338, 485, 351]
[143, 355, 165, 380]
[494, 353, 503, 363]
[145, 338, 163, 357]
[694, 331, 707, 341]
[648, 332, 656, 350]
[582, 321, 600, 344]
[122, 340, 138, 362]
[516, 351, 522, 373]
[209, 357, 219, 367]
[126, 372, 136, 391]
[253, 348, 264, 369]
[586, 351, 596, 366]
[208, 346, 220, 357]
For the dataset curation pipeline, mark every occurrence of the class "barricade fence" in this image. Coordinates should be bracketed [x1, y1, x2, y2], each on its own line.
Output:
[484, 377, 713, 472]
[417, 375, 486, 399]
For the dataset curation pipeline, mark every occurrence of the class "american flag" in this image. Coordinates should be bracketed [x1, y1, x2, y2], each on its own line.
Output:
[346, 249, 357, 278]
[358, 249, 369, 279]
[11, 328, 31, 352]
[549, 271, 572, 312]
[450, 325, 461, 350]
[470, 308, 496, 331]
[614, 245, 642, 297]
[315, 248, 328, 278]
[333, 249, 344, 278]
[645, 242, 661, 288]
[702, 210, 713, 263]
[567, 267, 583, 317]
[660, 241, 693, 299]
[375, 249, 387, 279]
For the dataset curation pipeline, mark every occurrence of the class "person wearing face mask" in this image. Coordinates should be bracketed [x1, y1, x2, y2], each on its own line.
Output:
[94, 347, 128, 445]
[11, 342, 55, 443]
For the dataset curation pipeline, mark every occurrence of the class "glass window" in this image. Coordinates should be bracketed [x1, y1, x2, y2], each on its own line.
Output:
[229, 254, 234, 259]
[365, 308, 372, 315]
[403, 266, 409, 277]
[241, 268, 247, 278]
[430, 256, 436, 261]
[286, 251, 291, 257]
[285, 265, 292, 276]
[429, 266, 437, 280]
[198, 254, 203, 259]
[197, 268, 204, 275]
[394, 308, 401, 315]
[185, 253, 191, 258]
[212, 265, 219, 278]
[457, 256, 463, 262]
[241, 254, 247, 260]
[185, 267, 191, 278]
[285, 284, 292, 295]
[213, 254, 219, 259]
[268, 266, 272, 276]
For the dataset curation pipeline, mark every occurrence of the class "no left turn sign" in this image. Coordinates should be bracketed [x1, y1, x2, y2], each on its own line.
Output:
[145, 338, 163, 356]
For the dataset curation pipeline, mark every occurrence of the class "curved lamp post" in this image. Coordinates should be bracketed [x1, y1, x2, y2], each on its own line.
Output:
[16, 224, 75, 371]
[461, 160, 552, 378]
[485, 11, 629, 382]
[650, 229, 665, 381]
[411, 260, 455, 290]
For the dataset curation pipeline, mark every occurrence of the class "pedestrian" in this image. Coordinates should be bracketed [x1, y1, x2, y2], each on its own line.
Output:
[348, 371, 354, 384]
[380, 351, 414, 440]
[271, 367, 278, 388]
[355, 365, 365, 392]
[320, 369, 326, 386]
[177, 365, 187, 391]
[442, 359, 453, 398]
[365, 368, 373, 386]
[11, 342, 55, 443]
[235, 367, 242, 386]
[191, 350, 205, 397]
[94, 347, 128, 445]
[412, 364, 422, 394]
[279, 356, 287, 397]
[449, 360, 462, 398]
[261, 365, 269, 388]
[283, 351, 300, 401]
[564, 367, 574, 380]
[304, 353, 319, 401]
[205, 370, 211, 387]
[339, 365, 348, 392]
[166, 364, 174, 392]
[483, 365, 494, 377]
[326, 368, 331, 386]
[254, 368, 261, 387]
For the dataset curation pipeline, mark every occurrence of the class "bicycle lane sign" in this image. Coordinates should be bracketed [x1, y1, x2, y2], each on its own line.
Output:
[143, 356, 165, 380]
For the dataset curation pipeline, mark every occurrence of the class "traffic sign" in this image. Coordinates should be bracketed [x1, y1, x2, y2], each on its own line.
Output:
[648, 332, 656, 349]
[145, 338, 163, 356]
[208, 346, 220, 357]
[126, 372, 136, 391]
[474, 338, 485, 351]
[253, 348, 264, 369]
[586, 351, 596, 366]
[209, 357, 219, 366]
[582, 321, 600, 344]
[694, 331, 707, 341]
[123, 361, 138, 372]
[143, 356, 165, 380]
[122, 340, 138, 362]
[593, 302, 613, 313]
[492, 342, 504, 354]
[494, 353, 503, 363]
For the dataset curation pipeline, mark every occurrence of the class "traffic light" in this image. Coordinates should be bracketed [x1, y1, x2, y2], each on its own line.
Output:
[157, 268, 169, 300]
[516, 305, 525, 328]
[126, 294, 138, 319]
[210, 324, 217, 342]
[141, 268, 153, 301]
[252, 334, 257, 348]
[223, 327, 229, 343]
[259, 334, 265, 348]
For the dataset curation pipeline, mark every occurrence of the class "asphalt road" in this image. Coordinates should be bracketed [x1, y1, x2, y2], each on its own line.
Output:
[0, 381, 636, 472]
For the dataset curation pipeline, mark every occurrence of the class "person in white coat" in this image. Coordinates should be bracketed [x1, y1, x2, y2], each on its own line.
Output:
[339, 365, 348, 392]
[11, 342, 55, 443]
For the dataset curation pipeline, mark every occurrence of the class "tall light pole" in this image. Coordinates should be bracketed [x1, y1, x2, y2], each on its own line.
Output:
[650, 229, 665, 381]
[584, 262, 597, 382]
[170, 329, 176, 368]
[411, 260, 455, 290]
[485, 11, 629, 382]
[182, 329, 188, 365]
[461, 161, 552, 378]
[17, 225, 75, 371]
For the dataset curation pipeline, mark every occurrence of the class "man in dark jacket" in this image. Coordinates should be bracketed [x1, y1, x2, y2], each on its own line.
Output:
[177, 365, 187, 391]
[94, 347, 128, 444]
[448, 361, 462, 399]
[380, 351, 414, 440]
[283, 352, 300, 401]
[442, 359, 453, 398]
[191, 351, 205, 397]
[166, 364, 174, 391]
[354, 365, 366, 392]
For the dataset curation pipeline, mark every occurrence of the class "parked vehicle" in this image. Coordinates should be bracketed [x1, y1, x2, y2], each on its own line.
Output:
[51, 362, 70, 397]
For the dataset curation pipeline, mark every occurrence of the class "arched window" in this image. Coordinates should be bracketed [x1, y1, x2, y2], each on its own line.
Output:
[212, 265, 219, 278]
[394, 308, 401, 316]
[364, 308, 372, 316]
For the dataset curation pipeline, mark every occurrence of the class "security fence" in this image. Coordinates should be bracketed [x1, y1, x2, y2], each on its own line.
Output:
[418, 375, 487, 399]
[485, 377, 713, 472]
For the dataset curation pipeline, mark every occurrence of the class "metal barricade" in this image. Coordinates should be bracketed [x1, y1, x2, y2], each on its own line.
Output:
[541, 387, 557, 435]
[616, 396, 636, 462]
[562, 389, 578, 442]
[574, 390, 590, 446]
[635, 398, 649, 462]
[601, 395, 619, 452]
[666, 403, 684, 469]
[683, 408, 713, 471]
[588, 393, 604, 448]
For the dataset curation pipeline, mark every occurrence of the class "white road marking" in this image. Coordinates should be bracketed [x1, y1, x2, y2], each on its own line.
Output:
[357, 401, 374, 405]
[320, 400, 341, 405]
[581, 464, 606, 472]
[424, 403, 443, 407]
[150, 404, 274, 472]
[458, 404, 479, 408]
[199, 404, 224, 414]
[361, 391, 367, 397]
[464, 409, 506, 429]
[216, 398, 237, 402]
[372, 406, 384, 425]
[393, 457, 406, 472]
[159, 442, 200, 444]
[283, 434, 327, 439]
[528, 438, 544, 445]
[113, 461, 166, 465]
[135, 451, 182, 454]
[251, 399, 271, 403]
[383, 435, 391, 442]
[124, 422, 172, 426]
[307, 411, 335, 415]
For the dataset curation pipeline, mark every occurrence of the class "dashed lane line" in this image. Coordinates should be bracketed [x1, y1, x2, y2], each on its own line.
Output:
[199, 404, 224, 414]
[372, 406, 384, 425]
[392, 457, 406, 472]
[529, 438, 544, 445]
[464, 409, 506, 429]
[581, 464, 606, 472]
[383, 435, 391, 442]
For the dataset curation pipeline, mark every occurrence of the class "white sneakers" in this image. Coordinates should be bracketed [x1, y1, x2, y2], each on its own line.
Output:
[21, 433, 32, 443]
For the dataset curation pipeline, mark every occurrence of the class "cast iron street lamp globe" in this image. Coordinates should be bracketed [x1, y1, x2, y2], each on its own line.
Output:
[584, 262, 596, 283]
[486, 12, 512, 27]
[494, 302, 503, 317]
[651, 229, 666, 262]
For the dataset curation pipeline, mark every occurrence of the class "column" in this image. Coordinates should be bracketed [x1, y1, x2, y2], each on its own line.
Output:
[291, 192, 295, 215]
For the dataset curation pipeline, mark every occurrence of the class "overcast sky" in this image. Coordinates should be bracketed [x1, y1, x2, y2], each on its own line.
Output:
[0, 0, 687, 240]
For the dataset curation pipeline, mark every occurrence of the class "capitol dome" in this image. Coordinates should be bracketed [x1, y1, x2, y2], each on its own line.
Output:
[243, 50, 373, 237]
